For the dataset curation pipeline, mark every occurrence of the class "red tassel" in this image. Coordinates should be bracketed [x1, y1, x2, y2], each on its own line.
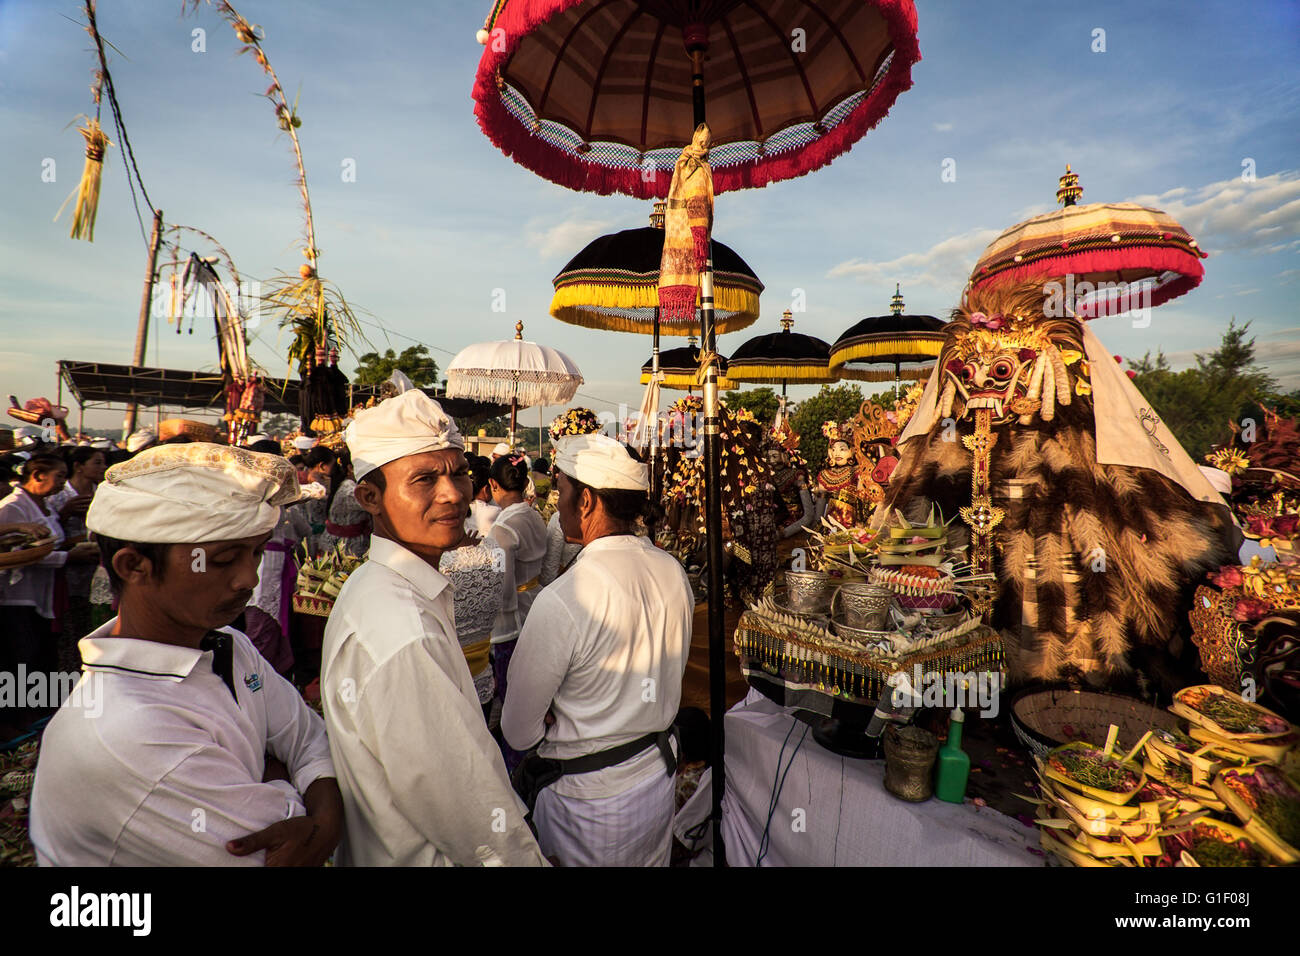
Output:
[658, 285, 696, 322]
[691, 226, 710, 271]
[973, 245, 1205, 318]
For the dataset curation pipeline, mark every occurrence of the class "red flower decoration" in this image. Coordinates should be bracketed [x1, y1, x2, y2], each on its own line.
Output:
[1274, 515, 1298, 536]
[1211, 566, 1244, 588]
[1233, 597, 1270, 623]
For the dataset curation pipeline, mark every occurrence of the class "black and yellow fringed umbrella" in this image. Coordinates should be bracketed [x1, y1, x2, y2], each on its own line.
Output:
[726, 310, 839, 417]
[640, 337, 737, 392]
[829, 284, 946, 395]
[550, 202, 763, 336]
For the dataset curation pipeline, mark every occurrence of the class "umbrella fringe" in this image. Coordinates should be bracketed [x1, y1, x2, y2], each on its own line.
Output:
[641, 371, 736, 391]
[446, 370, 581, 407]
[549, 281, 759, 332]
[725, 363, 840, 384]
[970, 247, 1205, 316]
[831, 338, 944, 364]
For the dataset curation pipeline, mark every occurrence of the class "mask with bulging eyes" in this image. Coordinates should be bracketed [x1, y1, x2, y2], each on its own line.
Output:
[945, 342, 1038, 423]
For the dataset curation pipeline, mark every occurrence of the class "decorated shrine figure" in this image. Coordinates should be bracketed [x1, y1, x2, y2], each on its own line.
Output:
[657, 396, 779, 604]
[877, 281, 1237, 684]
[815, 421, 866, 528]
[766, 418, 814, 538]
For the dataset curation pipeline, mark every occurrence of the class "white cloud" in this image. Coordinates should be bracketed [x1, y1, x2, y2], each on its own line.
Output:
[524, 216, 616, 260]
[932, 122, 953, 132]
[825, 226, 1001, 297]
[1127, 170, 1300, 254]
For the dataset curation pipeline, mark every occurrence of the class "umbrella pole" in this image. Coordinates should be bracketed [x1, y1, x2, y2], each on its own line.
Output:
[650, 306, 661, 503]
[692, 48, 727, 867]
[509, 396, 518, 448]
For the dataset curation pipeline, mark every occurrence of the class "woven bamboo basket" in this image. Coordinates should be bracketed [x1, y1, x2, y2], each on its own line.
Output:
[1010, 686, 1180, 759]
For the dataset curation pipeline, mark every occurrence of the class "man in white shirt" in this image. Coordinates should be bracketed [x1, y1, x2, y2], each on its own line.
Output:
[502, 434, 693, 866]
[322, 390, 545, 866]
[30, 443, 342, 866]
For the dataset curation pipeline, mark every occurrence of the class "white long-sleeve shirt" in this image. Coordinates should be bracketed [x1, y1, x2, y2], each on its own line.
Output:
[320, 535, 546, 867]
[0, 486, 68, 618]
[502, 534, 693, 800]
[485, 502, 548, 643]
[30, 622, 335, 866]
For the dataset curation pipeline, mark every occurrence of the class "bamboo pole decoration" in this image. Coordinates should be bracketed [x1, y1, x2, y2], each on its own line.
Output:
[191, 0, 364, 376]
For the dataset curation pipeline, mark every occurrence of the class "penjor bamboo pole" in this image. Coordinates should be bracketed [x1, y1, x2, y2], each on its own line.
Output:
[123, 208, 164, 439]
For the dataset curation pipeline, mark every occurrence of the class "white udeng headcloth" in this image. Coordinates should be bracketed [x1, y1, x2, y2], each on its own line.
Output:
[345, 390, 464, 481]
[553, 433, 648, 491]
[86, 443, 300, 544]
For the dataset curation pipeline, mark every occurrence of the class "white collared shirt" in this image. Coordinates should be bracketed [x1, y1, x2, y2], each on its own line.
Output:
[320, 535, 546, 867]
[0, 486, 68, 618]
[30, 621, 335, 866]
[502, 535, 693, 800]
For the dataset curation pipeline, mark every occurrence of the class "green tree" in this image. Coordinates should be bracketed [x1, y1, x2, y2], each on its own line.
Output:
[352, 345, 439, 387]
[789, 383, 866, 468]
[722, 386, 781, 425]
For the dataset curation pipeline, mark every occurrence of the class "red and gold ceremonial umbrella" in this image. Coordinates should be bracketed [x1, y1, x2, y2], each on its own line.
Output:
[967, 166, 1207, 319]
[473, 0, 921, 198]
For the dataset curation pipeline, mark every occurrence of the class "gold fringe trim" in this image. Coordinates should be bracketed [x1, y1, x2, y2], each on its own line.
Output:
[830, 338, 944, 367]
[838, 364, 933, 383]
[550, 281, 760, 336]
[641, 370, 736, 390]
[724, 361, 839, 385]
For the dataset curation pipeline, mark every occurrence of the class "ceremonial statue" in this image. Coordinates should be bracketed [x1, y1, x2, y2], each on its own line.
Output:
[766, 418, 814, 538]
[815, 421, 865, 528]
[879, 281, 1236, 683]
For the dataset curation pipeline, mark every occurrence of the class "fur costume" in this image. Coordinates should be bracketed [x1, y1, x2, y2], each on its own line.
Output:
[878, 282, 1237, 684]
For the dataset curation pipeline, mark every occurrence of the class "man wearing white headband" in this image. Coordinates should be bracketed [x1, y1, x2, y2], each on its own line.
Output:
[30, 443, 342, 866]
[322, 389, 545, 866]
[502, 433, 692, 867]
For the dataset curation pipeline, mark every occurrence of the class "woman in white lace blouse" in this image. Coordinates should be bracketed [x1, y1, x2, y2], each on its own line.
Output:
[440, 535, 505, 717]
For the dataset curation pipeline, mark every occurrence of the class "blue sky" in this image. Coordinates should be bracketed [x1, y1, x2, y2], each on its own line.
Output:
[1, 0, 1297, 433]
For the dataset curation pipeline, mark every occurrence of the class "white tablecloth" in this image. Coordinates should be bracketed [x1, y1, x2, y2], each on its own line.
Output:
[677, 692, 1046, 867]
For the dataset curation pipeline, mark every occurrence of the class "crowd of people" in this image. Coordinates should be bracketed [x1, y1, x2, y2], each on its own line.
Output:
[3, 390, 695, 867]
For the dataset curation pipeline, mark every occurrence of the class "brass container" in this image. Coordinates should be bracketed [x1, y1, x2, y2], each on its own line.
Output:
[883, 725, 939, 802]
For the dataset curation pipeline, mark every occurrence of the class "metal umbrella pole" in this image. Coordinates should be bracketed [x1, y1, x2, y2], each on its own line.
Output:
[689, 42, 728, 869]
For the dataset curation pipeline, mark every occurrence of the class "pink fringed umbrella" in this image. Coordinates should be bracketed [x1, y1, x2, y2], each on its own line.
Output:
[967, 166, 1208, 319]
[472, 0, 921, 198]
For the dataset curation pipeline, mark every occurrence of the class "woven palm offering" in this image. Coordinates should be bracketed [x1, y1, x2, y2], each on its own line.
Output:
[293, 545, 365, 617]
[868, 507, 991, 610]
[1030, 687, 1300, 866]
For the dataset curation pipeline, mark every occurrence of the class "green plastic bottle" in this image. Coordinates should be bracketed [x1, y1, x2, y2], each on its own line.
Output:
[934, 707, 970, 804]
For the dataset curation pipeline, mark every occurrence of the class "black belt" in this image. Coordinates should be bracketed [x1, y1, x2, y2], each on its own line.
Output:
[511, 728, 679, 818]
